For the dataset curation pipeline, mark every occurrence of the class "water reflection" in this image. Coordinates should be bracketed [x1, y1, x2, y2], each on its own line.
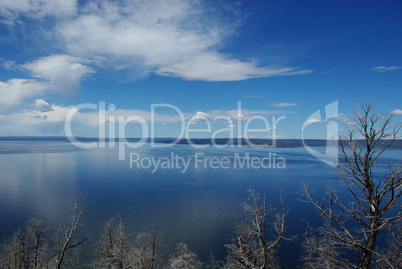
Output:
[0, 141, 400, 267]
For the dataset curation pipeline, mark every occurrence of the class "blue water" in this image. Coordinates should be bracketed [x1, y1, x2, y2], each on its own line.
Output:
[0, 141, 400, 267]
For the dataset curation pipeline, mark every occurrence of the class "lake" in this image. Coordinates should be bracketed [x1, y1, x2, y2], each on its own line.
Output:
[0, 140, 400, 268]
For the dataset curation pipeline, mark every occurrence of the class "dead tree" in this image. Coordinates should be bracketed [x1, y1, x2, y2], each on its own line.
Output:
[168, 242, 203, 269]
[301, 223, 346, 269]
[95, 216, 128, 269]
[225, 187, 288, 269]
[0, 219, 51, 269]
[55, 193, 89, 269]
[128, 231, 165, 269]
[301, 103, 402, 268]
[0, 195, 87, 268]
[1, 227, 29, 268]
[25, 219, 49, 269]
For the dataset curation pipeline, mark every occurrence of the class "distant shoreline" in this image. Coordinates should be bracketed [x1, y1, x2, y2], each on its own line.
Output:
[1, 136, 402, 148]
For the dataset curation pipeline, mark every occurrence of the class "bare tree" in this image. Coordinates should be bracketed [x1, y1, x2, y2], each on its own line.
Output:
[301, 103, 402, 268]
[55, 193, 89, 269]
[95, 216, 128, 269]
[168, 242, 203, 269]
[128, 231, 165, 269]
[225, 187, 289, 269]
[0, 195, 87, 268]
[208, 253, 225, 269]
[0, 219, 51, 269]
[26, 219, 50, 269]
[301, 224, 346, 269]
[375, 223, 402, 268]
[1, 227, 29, 268]
[71, 241, 81, 269]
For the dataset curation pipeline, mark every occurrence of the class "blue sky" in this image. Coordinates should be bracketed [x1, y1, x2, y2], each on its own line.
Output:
[0, 0, 401, 139]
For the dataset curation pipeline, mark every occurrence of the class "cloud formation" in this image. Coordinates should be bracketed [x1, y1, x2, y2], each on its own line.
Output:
[55, 0, 311, 81]
[392, 109, 402, 115]
[0, 99, 73, 134]
[0, 79, 47, 111]
[22, 55, 95, 93]
[0, 0, 312, 115]
[0, 101, 297, 135]
[0, 0, 77, 24]
[0, 55, 94, 111]
[305, 113, 345, 125]
[32, 99, 54, 112]
[189, 109, 296, 123]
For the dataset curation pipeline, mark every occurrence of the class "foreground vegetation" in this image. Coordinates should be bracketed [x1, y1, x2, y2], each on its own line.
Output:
[0, 188, 288, 269]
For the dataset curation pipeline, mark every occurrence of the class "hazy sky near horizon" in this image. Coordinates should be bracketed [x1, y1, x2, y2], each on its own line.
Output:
[0, 0, 401, 139]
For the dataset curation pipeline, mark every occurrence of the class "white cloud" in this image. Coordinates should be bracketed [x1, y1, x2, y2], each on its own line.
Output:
[392, 109, 402, 115]
[328, 113, 345, 120]
[190, 111, 210, 122]
[305, 113, 345, 125]
[0, 102, 177, 135]
[1, 0, 312, 83]
[188, 108, 296, 123]
[372, 66, 402, 72]
[56, 0, 311, 81]
[32, 99, 53, 112]
[0, 79, 47, 111]
[0, 103, 300, 135]
[230, 112, 246, 121]
[0, 55, 94, 111]
[305, 118, 336, 125]
[270, 102, 297, 108]
[0, 0, 77, 24]
[22, 55, 95, 94]
[0, 102, 74, 134]
[305, 118, 325, 124]
[155, 53, 311, 81]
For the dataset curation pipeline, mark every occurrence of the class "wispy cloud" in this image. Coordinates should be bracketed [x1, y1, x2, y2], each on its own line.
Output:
[305, 118, 337, 125]
[52, 0, 312, 81]
[372, 66, 402, 72]
[270, 102, 298, 108]
[304, 113, 345, 125]
[0, 0, 77, 24]
[0, 59, 17, 70]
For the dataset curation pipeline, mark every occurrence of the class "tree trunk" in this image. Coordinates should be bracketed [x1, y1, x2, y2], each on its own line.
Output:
[359, 219, 378, 269]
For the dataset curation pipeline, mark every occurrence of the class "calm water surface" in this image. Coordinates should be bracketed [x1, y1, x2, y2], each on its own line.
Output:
[0, 141, 400, 267]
